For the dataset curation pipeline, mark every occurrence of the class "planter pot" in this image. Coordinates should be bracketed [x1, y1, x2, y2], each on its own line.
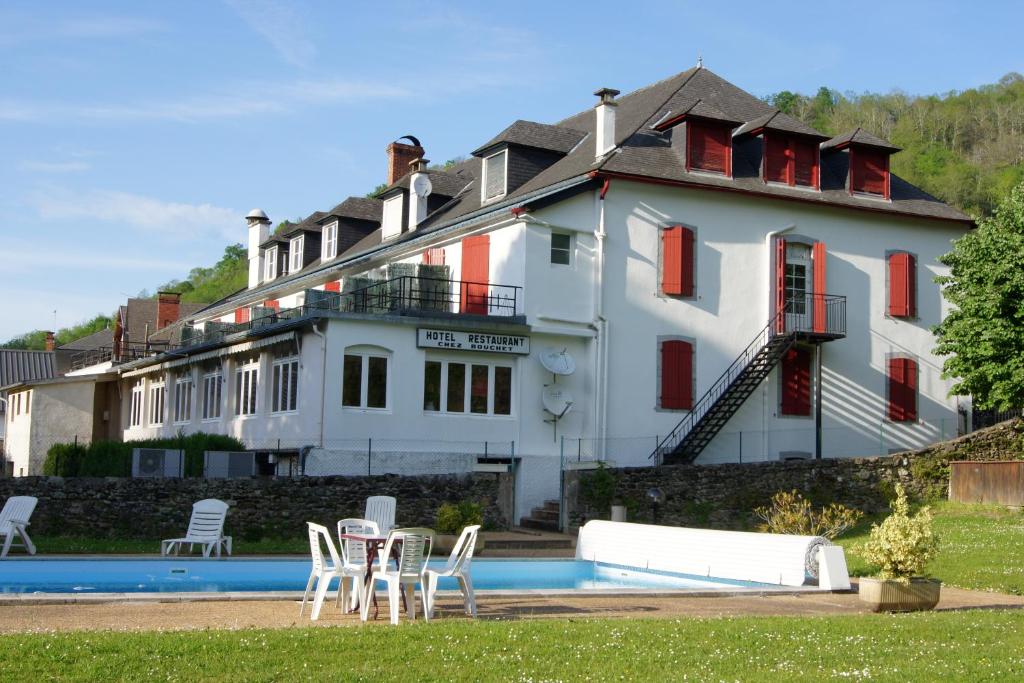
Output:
[858, 577, 941, 612]
[610, 505, 627, 523]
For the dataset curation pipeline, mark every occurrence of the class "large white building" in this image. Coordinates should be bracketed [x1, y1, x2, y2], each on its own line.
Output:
[7, 67, 974, 520]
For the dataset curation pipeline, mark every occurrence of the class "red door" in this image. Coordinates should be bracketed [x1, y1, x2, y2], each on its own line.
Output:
[461, 235, 490, 314]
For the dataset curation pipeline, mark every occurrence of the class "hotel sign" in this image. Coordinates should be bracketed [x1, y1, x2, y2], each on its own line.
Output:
[417, 328, 530, 355]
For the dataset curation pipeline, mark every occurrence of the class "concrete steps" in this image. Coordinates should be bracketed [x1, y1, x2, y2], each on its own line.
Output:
[518, 499, 562, 533]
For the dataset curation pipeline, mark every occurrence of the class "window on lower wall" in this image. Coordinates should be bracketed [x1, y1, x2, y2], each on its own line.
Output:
[888, 356, 918, 422]
[658, 338, 694, 410]
[272, 356, 299, 413]
[130, 380, 144, 427]
[780, 346, 812, 417]
[423, 359, 512, 415]
[343, 350, 389, 410]
[148, 380, 165, 426]
[173, 374, 192, 423]
[551, 233, 572, 265]
[660, 225, 695, 296]
[234, 358, 259, 416]
[202, 371, 222, 420]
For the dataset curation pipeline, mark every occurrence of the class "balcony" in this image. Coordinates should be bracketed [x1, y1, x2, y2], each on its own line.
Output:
[68, 342, 160, 372]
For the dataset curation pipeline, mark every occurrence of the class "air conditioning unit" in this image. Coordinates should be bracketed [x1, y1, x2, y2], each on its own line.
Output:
[204, 451, 257, 478]
[132, 448, 185, 478]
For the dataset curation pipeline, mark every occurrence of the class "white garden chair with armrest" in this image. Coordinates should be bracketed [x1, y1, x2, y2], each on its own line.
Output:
[334, 518, 380, 612]
[425, 524, 480, 618]
[300, 522, 366, 620]
[364, 496, 396, 534]
[360, 527, 434, 625]
[0, 496, 38, 559]
[160, 499, 232, 558]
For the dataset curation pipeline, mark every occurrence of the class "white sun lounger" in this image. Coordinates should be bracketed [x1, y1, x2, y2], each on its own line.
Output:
[161, 498, 232, 558]
[0, 496, 38, 559]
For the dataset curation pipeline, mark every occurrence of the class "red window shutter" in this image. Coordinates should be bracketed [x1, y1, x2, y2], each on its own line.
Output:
[324, 281, 341, 293]
[888, 357, 918, 422]
[851, 148, 889, 196]
[460, 235, 490, 314]
[688, 121, 730, 174]
[660, 340, 693, 410]
[264, 300, 280, 311]
[888, 252, 910, 317]
[423, 247, 446, 266]
[775, 237, 787, 334]
[764, 135, 789, 183]
[234, 307, 249, 324]
[780, 346, 812, 416]
[661, 226, 695, 296]
[906, 253, 917, 317]
[794, 139, 819, 188]
[812, 241, 827, 333]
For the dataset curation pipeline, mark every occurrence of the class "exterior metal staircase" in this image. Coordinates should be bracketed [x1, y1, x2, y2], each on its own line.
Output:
[653, 294, 846, 465]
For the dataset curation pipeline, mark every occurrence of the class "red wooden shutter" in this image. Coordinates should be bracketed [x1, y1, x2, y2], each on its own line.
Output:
[680, 226, 694, 297]
[660, 340, 693, 410]
[423, 247, 445, 265]
[264, 300, 279, 311]
[780, 346, 812, 416]
[906, 253, 917, 317]
[812, 241, 827, 333]
[661, 226, 693, 296]
[765, 135, 789, 183]
[460, 235, 490, 314]
[688, 121, 730, 174]
[775, 237, 787, 334]
[794, 139, 819, 188]
[888, 357, 918, 422]
[234, 307, 250, 324]
[889, 253, 910, 317]
[851, 148, 889, 196]
[324, 280, 341, 293]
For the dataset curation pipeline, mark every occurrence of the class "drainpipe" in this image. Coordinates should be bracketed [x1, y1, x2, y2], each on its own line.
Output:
[594, 178, 611, 457]
[310, 320, 328, 449]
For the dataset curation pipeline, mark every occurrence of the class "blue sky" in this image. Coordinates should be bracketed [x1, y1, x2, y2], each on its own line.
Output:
[1, 0, 1021, 342]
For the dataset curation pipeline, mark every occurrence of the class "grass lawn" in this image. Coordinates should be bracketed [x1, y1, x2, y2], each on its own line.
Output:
[2, 612, 1024, 682]
[30, 535, 307, 555]
[836, 501, 1024, 595]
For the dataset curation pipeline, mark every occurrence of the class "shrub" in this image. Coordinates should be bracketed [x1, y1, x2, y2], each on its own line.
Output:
[858, 483, 939, 583]
[42, 433, 246, 477]
[435, 500, 483, 535]
[579, 463, 617, 517]
[42, 443, 88, 476]
[754, 489, 863, 539]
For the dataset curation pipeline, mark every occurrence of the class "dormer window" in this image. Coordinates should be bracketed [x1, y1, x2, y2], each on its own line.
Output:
[482, 149, 507, 201]
[264, 246, 278, 281]
[764, 135, 819, 189]
[289, 236, 304, 272]
[686, 121, 732, 176]
[850, 147, 890, 198]
[322, 221, 338, 261]
[382, 194, 403, 240]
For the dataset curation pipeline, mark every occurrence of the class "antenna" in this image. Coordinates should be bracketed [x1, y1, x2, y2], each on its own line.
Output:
[697, 54, 703, 69]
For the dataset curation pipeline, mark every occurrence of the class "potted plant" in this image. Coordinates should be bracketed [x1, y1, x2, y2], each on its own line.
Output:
[857, 483, 941, 612]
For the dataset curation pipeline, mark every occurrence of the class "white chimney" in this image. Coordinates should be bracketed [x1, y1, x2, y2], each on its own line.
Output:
[407, 158, 431, 231]
[246, 209, 271, 289]
[594, 87, 620, 159]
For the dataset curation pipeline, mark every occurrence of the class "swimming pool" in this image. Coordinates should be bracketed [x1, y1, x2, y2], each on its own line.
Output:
[0, 558, 773, 594]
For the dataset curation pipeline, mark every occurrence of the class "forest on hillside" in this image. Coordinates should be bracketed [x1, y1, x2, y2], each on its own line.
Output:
[5, 74, 1023, 349]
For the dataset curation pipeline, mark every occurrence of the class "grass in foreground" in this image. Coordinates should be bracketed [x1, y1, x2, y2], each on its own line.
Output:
[29, 535, 307, 555]
[2, 612, 1024, 682]
[836, 501, 1024, 595]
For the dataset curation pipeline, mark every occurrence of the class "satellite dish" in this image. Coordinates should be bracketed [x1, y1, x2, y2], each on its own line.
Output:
[411, 174, 433, 198]
[539, 347, 576, 376]
[542, 386, 574, 417]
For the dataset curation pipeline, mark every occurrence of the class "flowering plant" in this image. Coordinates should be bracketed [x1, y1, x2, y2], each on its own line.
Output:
[859, 484, 939, 583]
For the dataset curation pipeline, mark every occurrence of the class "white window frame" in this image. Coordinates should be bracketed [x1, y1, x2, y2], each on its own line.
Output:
[173, 374, 193, 424]
[550, 232, 573, 266]
[24, 390, 29, 414]
[148, 380, 165, 426]
[202, 370, 223, 422]
[289, 236, 304, 273]
[322, 221, 338, 261]
[342, 348, 390, 411]
[235, 358, 259, 417]
[422, 357, 514, 417]
[481, 149, 508, 202]
[381, 195, 403, 241]
[271, 356, 300, 414]
[130, 380, 144, 428]
[265, 246, 278, 281]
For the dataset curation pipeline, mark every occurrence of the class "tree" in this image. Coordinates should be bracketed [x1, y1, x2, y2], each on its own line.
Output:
[934, 181, 1024, 409]
[1, 314, 114, 350]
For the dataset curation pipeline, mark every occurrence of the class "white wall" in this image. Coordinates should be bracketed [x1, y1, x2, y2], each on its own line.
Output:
[5, 384, 95, 475]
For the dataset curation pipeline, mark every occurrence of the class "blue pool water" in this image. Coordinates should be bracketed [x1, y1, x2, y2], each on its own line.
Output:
[0, 558, 767, 594]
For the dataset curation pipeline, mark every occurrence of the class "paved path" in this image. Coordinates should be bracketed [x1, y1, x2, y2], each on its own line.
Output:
[1, 585, 1021, 633]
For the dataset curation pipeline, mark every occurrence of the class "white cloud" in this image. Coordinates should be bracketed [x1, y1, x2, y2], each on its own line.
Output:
[224, 0, 315, 68]
[28, 188, 240, 241]
[20, 160, 91, 173]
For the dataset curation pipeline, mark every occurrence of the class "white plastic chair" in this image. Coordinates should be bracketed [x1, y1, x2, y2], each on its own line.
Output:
[364, 496, 396, 534]
[0, 496, 38, 559]
[160, 499, 232, 558]
[360, 527, 434, 625]
[425, 524, 480, 618]
[300, 522, 365, 620]
[334, 518, 380, 611]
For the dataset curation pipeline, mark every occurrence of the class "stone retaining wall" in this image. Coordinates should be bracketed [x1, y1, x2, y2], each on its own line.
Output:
[0, 473, 512, 540]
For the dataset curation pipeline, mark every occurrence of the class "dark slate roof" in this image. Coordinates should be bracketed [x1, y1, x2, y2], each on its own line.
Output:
[259, 233, 290, 248]
[386, 168, 473, 199]
[472, 120, 588, 156]
[58, 328, 113, 351]
[675, 98, 741, 124]
[281, 211, 329, 236]
[0, 350, 55, 397]
[733, 110, 829, 139]
[321, 197, 383, 223]
[822, 127, 901, 152]
[121, 299, 208, 344]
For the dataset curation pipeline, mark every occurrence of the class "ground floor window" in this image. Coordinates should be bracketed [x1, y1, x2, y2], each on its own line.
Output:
[423, 358, 512, 415]
[272, 356, 299, 413]
[780, 346, 812, 417]
[149, 380, 165, 426]
[130, 380, 144, 427]
[888, 356, 918, 422]
[343, 349, 389, 409]
[202, 371, 222, 420]
[174, 375, 193, 423]
[235, 358, 259, 416]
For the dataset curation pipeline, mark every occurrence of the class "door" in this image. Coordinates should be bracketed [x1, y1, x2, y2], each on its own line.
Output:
[784, 242, 813, 332]
[460, 235, 490, 314]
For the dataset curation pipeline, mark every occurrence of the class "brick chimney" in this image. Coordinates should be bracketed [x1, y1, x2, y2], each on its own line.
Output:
[386, 136, 424, 185]
[45, 331, 55, 352]
[157, 291, 182, 330]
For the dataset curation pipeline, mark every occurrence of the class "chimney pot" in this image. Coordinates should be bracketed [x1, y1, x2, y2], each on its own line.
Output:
[594, 87, 620, 104]
[409, 157, 429, 173]
[45, 331, 55, 352]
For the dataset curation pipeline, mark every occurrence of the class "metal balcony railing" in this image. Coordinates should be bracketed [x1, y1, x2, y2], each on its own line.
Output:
[68, 342, 158, 371]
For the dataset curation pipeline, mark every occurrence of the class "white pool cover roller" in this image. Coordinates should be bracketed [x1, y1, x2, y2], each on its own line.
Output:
[576, 520, 838, 587]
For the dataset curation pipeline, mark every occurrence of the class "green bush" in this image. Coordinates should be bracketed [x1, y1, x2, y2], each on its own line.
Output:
[42, 433, 246, 477]
[435, 500, 484, 535]
[579, 463, 617, 517]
